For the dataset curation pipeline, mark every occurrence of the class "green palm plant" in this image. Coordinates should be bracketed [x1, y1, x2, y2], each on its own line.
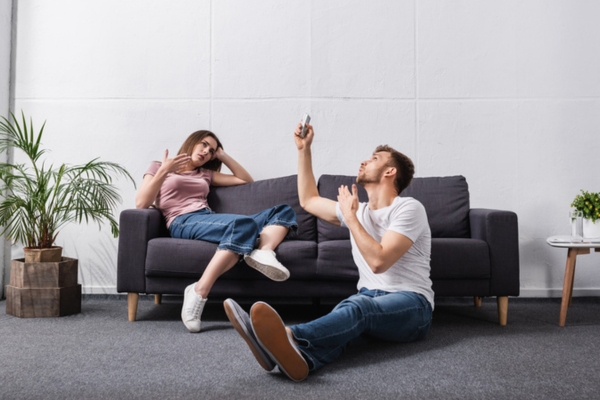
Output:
[0, 112, 135, 250]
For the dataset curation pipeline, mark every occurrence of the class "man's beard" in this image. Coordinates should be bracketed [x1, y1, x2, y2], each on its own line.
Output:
[356, 165, 385, 186]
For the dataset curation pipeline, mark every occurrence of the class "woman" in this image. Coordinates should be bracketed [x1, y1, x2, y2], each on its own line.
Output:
[136, 130, 296, 333]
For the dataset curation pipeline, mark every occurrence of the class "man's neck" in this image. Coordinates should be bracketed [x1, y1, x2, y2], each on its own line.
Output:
[364, 183, 398, 210]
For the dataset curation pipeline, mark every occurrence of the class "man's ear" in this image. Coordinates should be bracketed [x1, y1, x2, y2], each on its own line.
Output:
[383, 167, 397, 177]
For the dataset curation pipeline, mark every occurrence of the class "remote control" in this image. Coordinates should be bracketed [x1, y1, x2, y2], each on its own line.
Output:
[300, 114, 311, 138]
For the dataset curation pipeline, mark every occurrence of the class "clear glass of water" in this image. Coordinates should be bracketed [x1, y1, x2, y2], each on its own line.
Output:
[570, 209, 583, 240]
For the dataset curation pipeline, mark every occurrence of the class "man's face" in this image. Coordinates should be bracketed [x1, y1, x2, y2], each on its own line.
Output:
[356, 151, 392, 186]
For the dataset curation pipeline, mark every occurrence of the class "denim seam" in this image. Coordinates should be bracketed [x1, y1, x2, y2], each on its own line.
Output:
[265, 218, 298, 228]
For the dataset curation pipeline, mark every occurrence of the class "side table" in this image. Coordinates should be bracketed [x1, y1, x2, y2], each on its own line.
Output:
[547, 236, 600, 326]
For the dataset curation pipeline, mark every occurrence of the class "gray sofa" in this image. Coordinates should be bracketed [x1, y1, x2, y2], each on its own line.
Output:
[117, 174, 519, 325]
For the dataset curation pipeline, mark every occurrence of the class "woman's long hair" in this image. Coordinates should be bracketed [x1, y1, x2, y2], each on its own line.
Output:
[177, 130, 223, 172]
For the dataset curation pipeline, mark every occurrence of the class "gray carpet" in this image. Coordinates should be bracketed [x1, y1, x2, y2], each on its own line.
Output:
[1, 295, 600, 400]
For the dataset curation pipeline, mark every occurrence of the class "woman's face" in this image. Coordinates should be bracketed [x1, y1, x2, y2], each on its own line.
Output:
[189, 136, 218, 168]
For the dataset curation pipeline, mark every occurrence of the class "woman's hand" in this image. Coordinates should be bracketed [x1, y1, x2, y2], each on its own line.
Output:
[135, 149, 189, 209]
[214, 146, 226, 161]
[160, 149, 190, 173]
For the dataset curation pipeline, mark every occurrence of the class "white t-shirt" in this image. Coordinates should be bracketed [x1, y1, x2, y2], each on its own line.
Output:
[336, 196, 434, 309]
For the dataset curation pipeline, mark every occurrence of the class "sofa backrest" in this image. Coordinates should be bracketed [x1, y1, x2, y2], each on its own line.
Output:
[208, 174, 317, 241]
[316, 175, 368, 242]
[403, 176, 470, 238]
[317, 174, 470, 241]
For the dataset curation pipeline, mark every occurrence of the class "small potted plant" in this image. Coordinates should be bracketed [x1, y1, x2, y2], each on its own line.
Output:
[571, 190, 600, 238]
[0, 112, 135, 317]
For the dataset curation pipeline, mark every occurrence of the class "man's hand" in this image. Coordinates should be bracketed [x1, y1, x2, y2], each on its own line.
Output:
[339, 184, 415, 274]
[337, 184, 359, 222]
[295, 121, 340, 225]
[294, 122, 314, 151]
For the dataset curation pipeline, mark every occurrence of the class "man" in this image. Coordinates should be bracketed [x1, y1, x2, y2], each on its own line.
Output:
[224, 122, 433, 381]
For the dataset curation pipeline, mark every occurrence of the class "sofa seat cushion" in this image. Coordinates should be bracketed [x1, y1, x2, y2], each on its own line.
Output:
[430, 238, 490, 280]
[316, 240, 360, 281]
[315, 238, 489, 282]
[145, 238, 318, 280]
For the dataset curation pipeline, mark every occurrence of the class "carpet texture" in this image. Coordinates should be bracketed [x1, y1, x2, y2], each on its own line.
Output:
[1, 296, 600, 400]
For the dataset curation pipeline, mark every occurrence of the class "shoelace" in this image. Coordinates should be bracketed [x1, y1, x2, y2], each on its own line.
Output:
[190, 298, 205, 319]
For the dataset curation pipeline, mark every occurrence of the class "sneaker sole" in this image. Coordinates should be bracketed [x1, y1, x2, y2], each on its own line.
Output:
[250, 302, 308, 382]
[244, 256, 290, 282]
[223, 299, 275, 372]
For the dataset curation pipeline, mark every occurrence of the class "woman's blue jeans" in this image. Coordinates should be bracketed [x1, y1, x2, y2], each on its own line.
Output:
[289, 288, 432, 371]
[168, 204, 297, 255]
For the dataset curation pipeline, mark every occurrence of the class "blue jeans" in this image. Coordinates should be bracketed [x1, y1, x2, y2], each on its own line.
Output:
[289, 288, 432, 371]
[168, 204, 297, 255]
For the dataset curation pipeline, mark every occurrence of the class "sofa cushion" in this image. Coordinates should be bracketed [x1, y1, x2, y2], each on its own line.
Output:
[145, 237, 318, 280]
[208, 174, 316, 241]
[317, 174, 470, 240]
[316, 240, 359, 281]
[315, 238, 489, 282]
[317, 175, 368, 242]
[403, 176, 470, 238]
[430, 238, 490, 279]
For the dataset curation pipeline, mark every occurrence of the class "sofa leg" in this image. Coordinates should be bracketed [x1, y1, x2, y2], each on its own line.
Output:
[497, 296, 508, 326]
[155, 294, 162, 305]
[474, 296, 482, 307]
[128, 292, 139, 322]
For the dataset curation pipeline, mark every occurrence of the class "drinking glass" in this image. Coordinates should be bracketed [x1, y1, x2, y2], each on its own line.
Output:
[570, 209, 583, 239]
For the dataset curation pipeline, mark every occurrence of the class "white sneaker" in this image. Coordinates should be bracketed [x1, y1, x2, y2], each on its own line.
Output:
[244, 250, 290, 282]
[181, 283, 207, 333]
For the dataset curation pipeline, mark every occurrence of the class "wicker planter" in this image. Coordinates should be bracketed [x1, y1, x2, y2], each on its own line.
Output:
[5, 257, 81, 318]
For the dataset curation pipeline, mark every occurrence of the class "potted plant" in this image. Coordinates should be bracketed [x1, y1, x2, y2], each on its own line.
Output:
[571, 190, 600, 238]
[0, 111, 135, 317]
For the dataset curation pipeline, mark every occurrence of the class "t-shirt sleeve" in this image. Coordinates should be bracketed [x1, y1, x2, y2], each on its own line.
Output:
[336, 202, 345, 227]
[144, 161, 161, 177]
[388, 200, 427, 243]
[203, 168, 214, 185]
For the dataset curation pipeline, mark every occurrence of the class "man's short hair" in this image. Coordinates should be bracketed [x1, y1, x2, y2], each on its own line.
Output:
[375, 145, 414, 195]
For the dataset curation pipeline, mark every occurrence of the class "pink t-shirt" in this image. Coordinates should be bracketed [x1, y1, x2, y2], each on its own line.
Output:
[144, 161, 214, 227]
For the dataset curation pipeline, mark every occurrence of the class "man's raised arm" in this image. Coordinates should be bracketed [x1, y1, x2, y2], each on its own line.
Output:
[294, 123, 339, 226]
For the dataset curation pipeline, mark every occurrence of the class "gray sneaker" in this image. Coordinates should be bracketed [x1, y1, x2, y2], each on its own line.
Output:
[224, 298, 276, 371]
[181, 283, 207, 333]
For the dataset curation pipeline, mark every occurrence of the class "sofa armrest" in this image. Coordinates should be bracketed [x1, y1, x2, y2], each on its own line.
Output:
[116, 208, 166, 294]
[469, 208, 520, 296]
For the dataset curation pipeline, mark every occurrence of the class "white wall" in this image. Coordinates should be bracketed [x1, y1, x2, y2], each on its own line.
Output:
[10, 0, 600, 296]
[0, 0, 13, 298]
